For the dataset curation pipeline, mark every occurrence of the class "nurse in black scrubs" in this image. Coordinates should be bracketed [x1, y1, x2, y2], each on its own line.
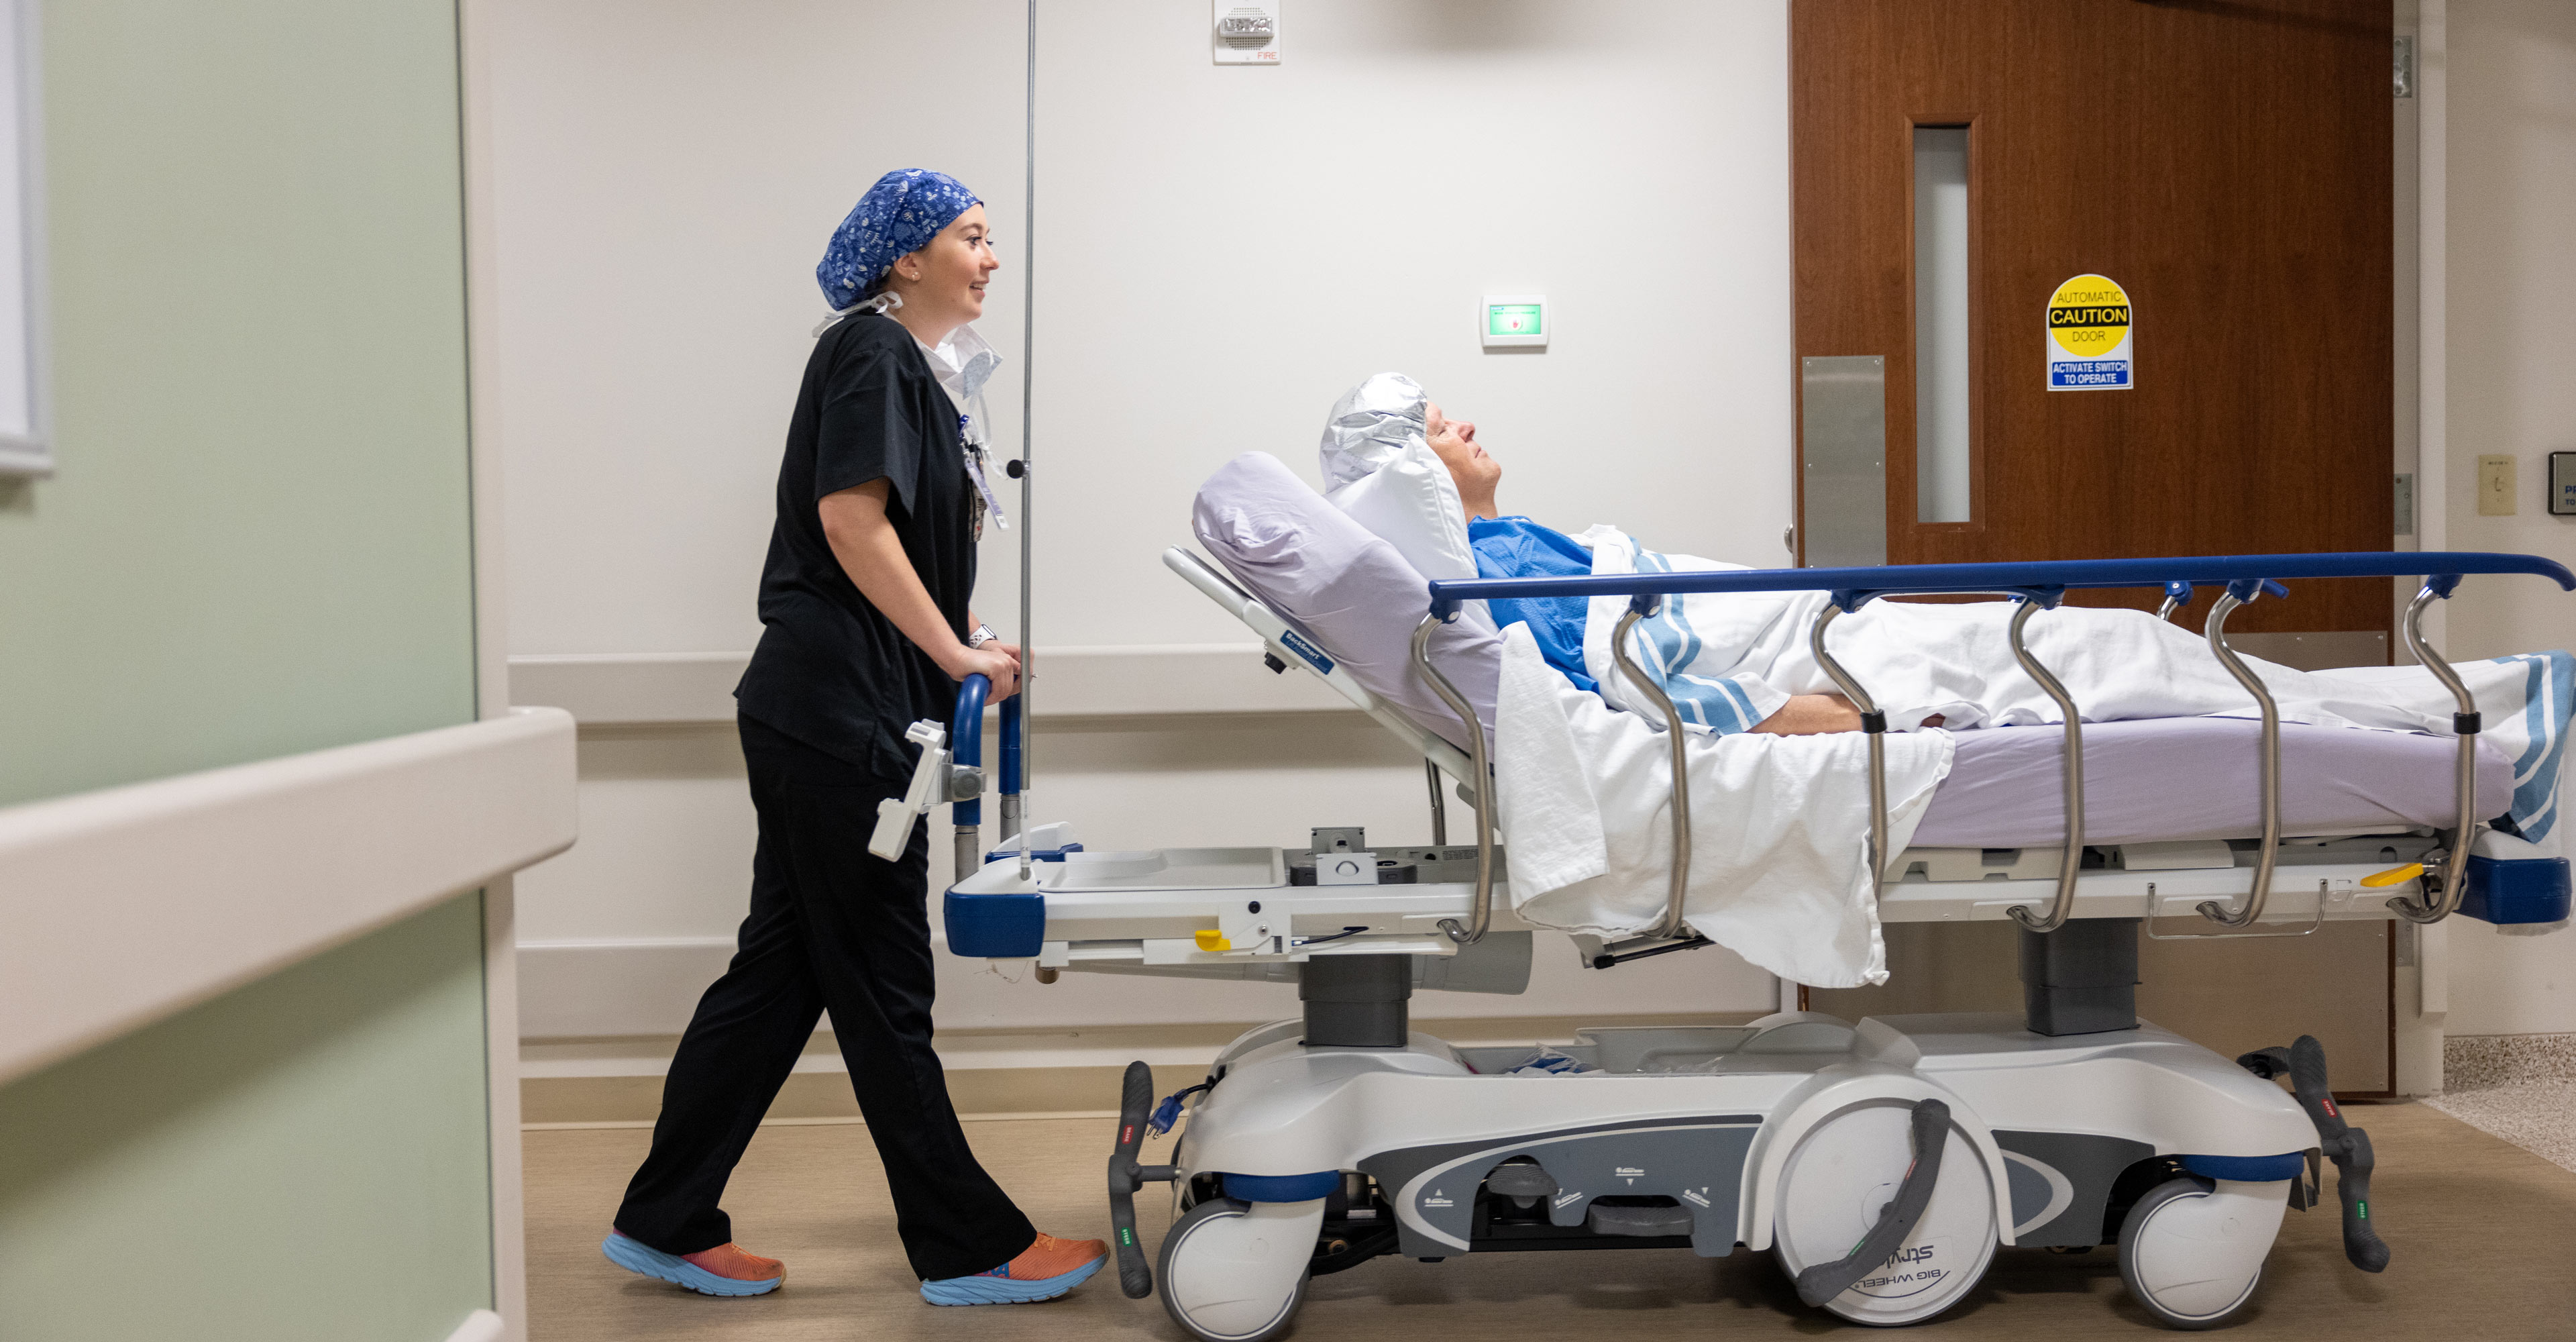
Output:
[603, 170, 1107, 1307]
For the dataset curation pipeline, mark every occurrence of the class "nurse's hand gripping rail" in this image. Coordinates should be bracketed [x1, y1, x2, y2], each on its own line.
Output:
[1415, 549, 2576, 945]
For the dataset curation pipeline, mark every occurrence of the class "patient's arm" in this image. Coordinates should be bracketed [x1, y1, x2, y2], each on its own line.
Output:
[1752, 694, 1864, 735]
[1752, 694, 1946, 735]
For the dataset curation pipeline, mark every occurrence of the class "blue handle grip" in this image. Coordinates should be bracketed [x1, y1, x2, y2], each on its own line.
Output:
[1428, 550, 2576, 619]
[951, 674, 988, 827]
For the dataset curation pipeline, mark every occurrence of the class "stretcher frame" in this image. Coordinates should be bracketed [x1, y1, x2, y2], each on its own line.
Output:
[941, 548, 2573, 978]
[924, 541, 2575, 1335]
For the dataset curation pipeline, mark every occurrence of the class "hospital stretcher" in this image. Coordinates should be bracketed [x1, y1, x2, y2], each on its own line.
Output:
[912, 548, 2574, 1335]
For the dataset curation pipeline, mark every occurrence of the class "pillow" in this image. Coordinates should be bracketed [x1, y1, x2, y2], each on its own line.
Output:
[1193, 452, 1498, 752]
[1324, 445, 1497, 635]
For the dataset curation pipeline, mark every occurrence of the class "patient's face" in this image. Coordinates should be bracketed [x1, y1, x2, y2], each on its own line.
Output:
[1424, 401, 1502, 503]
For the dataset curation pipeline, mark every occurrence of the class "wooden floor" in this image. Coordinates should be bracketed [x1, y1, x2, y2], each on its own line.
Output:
[527, 1101, 2576, 1340]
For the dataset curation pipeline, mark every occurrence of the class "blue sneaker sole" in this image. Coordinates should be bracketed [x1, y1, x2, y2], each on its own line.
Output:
[919, 1253, 1104, 1305]
[602, 1233, 782, 1297]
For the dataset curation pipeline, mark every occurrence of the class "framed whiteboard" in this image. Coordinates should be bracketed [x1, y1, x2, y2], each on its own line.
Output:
[0, 0, 46, 478]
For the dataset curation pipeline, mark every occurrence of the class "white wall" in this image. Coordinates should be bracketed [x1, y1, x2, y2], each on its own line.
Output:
[2436, 0, 2576, 1037]
[488, 0, 1032, 656]
[485, 0, 1796, 1040]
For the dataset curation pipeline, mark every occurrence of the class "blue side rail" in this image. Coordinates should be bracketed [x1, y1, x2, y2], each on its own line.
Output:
[1424, 550, 2575, 619]
[944, 676, 1070, 960]
[945, 674, 1036, 868]
[1406, 550, 2575, 948]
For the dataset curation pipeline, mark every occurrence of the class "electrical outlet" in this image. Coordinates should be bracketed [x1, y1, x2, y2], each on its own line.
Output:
[2479, 454, 2518, 516]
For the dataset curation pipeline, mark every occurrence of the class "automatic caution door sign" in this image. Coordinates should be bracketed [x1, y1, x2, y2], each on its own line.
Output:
[2046, 274, 2133, 390]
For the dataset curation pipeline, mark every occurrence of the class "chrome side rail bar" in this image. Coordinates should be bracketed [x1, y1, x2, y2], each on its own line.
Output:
[1411, 614, 1493, 945]
[2194, 586, 2286, 929]
[2392, 582, 2482, 923]
[1809, 605, 1892, 902]
[1813, 590, 2088, 931]
[1610, 602, 1694, 940]
[2004, 597, 2088, 933]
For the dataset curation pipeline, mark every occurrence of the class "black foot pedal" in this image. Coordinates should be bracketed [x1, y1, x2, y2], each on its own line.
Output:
[1106, 1060, 1175, 1298]
[2239, 1035, 2388, 1273]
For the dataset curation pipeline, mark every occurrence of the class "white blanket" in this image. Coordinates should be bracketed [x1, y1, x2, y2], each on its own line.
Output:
[1576, 527, 2572, 838]
[1493, 529, 2575, 988]
[1495, 623, 1954, 988]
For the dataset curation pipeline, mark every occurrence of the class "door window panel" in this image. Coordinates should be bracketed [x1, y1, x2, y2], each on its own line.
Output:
[1913, 125, 1972, 524]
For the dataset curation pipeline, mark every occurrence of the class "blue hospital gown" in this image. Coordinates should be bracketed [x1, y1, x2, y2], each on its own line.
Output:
[1468, 515, 1792, 734]
[1467, 515, 1599, 692]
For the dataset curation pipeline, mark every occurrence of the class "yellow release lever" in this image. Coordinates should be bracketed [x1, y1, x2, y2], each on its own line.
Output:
[2361, 862, 2426, 889]
[1194, 929, 1230, 952]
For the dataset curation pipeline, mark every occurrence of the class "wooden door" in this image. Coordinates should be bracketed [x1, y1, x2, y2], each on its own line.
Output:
[1793, 0, 2397, 1089]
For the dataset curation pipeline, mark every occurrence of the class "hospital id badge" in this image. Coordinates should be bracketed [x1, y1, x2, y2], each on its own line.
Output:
[963, 430, 1009, 532]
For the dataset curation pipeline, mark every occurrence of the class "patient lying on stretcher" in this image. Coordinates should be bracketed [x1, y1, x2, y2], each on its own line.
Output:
[1316, 370, 2552, 748]
[1421, 393, 1902, 736]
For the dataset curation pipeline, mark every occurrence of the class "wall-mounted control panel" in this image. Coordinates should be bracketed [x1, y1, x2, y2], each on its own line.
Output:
[1214, 3, 1280, 64]
[2553, 452, 2576, 517]
[1483, 295, 1548, 350]
[2479, 454, 2519, 517]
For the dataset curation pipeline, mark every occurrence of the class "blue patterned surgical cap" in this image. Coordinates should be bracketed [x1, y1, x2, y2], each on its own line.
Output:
[815, 169, 982, 309]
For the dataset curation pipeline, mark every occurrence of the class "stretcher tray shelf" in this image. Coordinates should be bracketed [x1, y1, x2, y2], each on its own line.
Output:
[956, 848, 2426, 958]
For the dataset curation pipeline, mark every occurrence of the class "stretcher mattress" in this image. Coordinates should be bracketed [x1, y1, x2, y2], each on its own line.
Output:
[1911, 717, 2512, 848]
[1189, 452, 2514, 852]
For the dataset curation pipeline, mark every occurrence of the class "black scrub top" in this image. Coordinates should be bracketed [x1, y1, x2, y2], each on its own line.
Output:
[736, 312, 976, 780]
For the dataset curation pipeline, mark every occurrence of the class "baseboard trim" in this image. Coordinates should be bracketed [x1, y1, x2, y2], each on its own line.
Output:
[521, 1013, 1753, 1125]
[445, 1310, 505, 1342]
[2444, 1031, 2576, 1090]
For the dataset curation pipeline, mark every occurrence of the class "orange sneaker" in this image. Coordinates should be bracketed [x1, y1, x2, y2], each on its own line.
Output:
[918, 1231, 1108, 1305]
[602, 1231, 785, 1296]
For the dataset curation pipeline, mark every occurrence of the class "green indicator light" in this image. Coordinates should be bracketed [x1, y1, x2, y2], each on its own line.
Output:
[1487, 303, 1542, 337]
[2357, 1202, 2369, 1219]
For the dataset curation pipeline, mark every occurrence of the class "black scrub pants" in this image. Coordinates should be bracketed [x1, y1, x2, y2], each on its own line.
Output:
[613, 714, 1036, 1282]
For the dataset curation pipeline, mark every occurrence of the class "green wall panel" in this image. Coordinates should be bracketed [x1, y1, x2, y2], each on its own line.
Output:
[0, 897, 494, 1342]
[0, 0, 496, 1337]
[0, 0, 477, 808]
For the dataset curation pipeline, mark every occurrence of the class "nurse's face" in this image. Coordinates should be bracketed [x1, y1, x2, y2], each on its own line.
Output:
[893, 204, 1000, 329]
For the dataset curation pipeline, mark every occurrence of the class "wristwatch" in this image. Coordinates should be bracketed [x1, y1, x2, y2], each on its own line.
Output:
[967, 623, 1000, 649]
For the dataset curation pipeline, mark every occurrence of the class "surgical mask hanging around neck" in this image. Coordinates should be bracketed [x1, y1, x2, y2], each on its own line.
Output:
[922, 323, 1008, 533]
[812, 289, 903, 339]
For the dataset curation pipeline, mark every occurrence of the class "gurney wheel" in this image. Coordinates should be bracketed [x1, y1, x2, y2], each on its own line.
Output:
[1772, 1101, 1996, 1327]
[1157, 1197, 1320, 1342]
[2116, 1177, 2275, 1330]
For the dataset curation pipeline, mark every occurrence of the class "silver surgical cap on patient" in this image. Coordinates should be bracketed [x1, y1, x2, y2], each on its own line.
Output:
[1318, 372, 1428, 491]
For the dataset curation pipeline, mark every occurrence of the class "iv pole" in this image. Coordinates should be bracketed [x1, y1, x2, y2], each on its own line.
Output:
[1014, 0, 1036, 882]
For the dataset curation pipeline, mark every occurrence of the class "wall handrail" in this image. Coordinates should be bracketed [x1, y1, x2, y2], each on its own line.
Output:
[0, 707, 579, 1086]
